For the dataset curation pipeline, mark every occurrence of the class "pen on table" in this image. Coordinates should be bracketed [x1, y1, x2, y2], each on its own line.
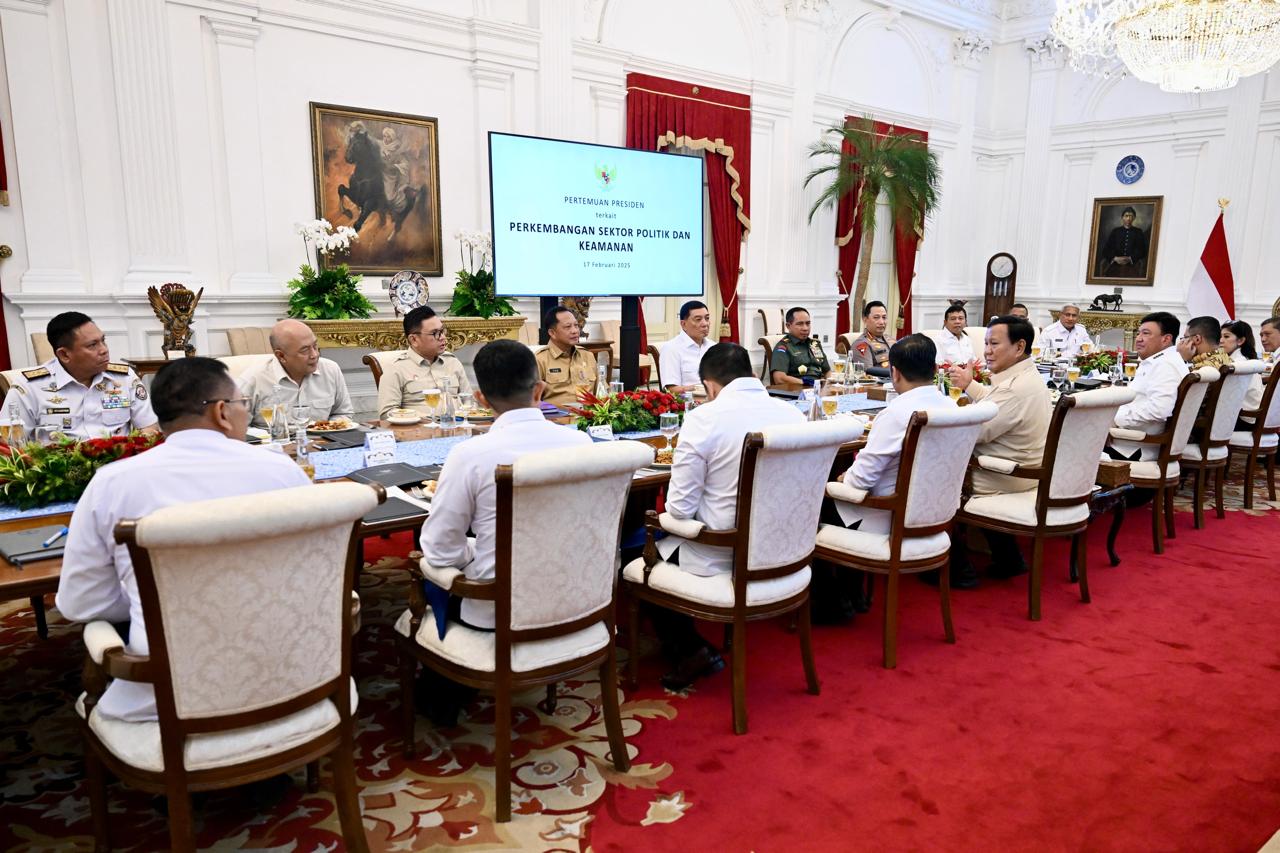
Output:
[41, 526, 69, 548]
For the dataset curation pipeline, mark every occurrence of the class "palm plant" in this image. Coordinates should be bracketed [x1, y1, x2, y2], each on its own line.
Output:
[804, 116, 941, 333]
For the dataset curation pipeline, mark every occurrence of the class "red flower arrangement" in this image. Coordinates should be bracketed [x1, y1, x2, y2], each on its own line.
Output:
[568, 389, 686, 433]
[0, 432, 164, 509]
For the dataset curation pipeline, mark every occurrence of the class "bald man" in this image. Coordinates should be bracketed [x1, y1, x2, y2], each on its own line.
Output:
[239, 319, 354, 429]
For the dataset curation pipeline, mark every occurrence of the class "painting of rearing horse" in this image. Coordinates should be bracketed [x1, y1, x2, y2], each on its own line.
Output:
[310, 103, 443, 276]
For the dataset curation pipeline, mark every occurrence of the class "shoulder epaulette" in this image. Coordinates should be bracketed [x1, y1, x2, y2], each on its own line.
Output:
[105, 362, 131, 375]
[21, 367, 50, 380]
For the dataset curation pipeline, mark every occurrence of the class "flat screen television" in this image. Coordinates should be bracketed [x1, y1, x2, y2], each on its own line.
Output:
[488, 132, 705, 297]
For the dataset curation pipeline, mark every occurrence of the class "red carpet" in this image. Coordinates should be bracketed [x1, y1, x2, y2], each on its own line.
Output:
[590, 504, 1280, 852]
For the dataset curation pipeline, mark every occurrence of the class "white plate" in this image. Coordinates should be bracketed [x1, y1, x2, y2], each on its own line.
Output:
[387, 414, 421, 425]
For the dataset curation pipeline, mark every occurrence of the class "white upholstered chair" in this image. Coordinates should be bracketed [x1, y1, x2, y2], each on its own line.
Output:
[816, 402, 997, 668]
[1112, 368, 1215, 553]
[360, 349, 402, 389]
[957, 387, 1135, 621]
[1228, 365, 1280, 508]
[31, 332, 54, 363]
[623, 418, 866, 733]
[80, 482, 382, 853]
[758, 334, 785, 381]
[216, 353, 273, 382]
[597, 319, 656, 387]
[1183, 361, 1263, 526]
[396, 440, 653, 822]
[224, 326, 273, 356]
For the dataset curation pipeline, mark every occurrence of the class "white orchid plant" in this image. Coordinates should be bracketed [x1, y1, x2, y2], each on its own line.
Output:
[448, 229, 512, 318]
[297, 219, 359, 267]
[455, 229, 493, 275]
[286, 219, 373, 321]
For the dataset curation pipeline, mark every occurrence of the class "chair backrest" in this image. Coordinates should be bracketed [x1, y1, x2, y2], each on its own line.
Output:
[835, 332, 854, 356]
[32, 332, 54, 364]
[758, 334, 784, 381]
[0, 368, 24, 398]
[1206, 362, 1263, 444]
[898, 401, 998, 530]
[597, 319, 620, 359]
[225, 327, 273, 356]
[117, 482, 380, 725]
[361, 350, 402, 389]
[1169, 368, 1216, 457]
[1253, 364, 1280, 433]
[1045, 386, 1136, 501]
[217, 354, 273, 381]
[738, 419, 865, 573]
[646, 343, 664, 388]
[496, 441, 653, 637]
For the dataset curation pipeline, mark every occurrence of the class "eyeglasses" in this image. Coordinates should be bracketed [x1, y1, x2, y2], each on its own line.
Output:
[414, 328, 447, 340]
[202, 397, 252, 408]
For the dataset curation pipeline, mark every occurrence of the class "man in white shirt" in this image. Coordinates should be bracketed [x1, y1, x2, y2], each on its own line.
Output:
[655, 342, 804, 689]
[1041, 304, 1092, 358]
[240, 319, 354, 428]
[1260, 316, 1279, 354]
[947, 316, 1051, 583]
[658, 300, 714, 393]
[1106, 311, 1189, 461]
[55, 357, 311, 723]
[936, 302, 977, 365]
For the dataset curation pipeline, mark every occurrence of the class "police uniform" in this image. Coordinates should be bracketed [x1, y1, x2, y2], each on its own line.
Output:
[535, 342, 597, 408]
[848, 332, 891, 376]
[770, 334, 830, 383]
[0, 359, 157, 439]
[376, 349, 473, 419]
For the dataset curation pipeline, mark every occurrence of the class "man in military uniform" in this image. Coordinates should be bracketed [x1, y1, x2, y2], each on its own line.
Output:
[770, 306, 830, 388]
[535, 305, 597, 408]
[1, 312, 157, 439]
[377, 305, 472, 418]
[847, 300, 892, 378]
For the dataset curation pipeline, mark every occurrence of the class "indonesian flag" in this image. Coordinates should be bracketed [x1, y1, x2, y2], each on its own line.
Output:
[1185, 212, 1235, 320]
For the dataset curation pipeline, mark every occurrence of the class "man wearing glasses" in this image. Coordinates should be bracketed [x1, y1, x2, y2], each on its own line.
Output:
[56, 357, 311, 723]
[240, 319, 354, 429]
[377, 306, 472, 419]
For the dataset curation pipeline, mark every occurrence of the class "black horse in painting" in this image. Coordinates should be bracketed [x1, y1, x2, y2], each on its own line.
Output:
[337, 124, 421, 241]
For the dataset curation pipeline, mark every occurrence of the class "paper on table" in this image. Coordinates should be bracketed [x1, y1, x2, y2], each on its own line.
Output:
[386, 485, 432, 513]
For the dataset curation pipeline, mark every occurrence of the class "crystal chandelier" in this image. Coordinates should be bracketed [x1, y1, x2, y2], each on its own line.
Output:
[1051, 0, 1280, 92]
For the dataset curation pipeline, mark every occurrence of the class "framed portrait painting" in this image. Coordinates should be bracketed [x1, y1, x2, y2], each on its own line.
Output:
[309, 102, 443, 276]
[1086, 195, 1163, 287]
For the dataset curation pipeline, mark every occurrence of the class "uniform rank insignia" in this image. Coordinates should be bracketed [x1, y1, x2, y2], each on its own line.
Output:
[22, 367, 51, 380]
[105, 362, 131, 375]
[133, 381, 147, 400]
[47, 394, 66, 404]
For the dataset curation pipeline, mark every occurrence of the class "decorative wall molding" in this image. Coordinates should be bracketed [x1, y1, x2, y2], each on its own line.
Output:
[1023, 34, 1064, 68]
[952, 31, 992, 68]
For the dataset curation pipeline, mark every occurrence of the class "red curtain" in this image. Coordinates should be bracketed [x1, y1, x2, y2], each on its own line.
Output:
[625, 73, 751, 346]
[832, 119, 927, 339]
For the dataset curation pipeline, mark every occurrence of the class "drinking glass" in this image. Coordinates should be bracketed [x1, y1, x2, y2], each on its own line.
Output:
[1051, 366, 1067, 391]
[1081, 340, 1094, 355]
[948, 383, 964, 402]
[423, 388, 442, 427]
[659, 412, 680, 451]
[1109, 364, 1123, 385]
[270, 403, 290, 444]
[821, 396, 839, 419]
[291, 404, 310, 431]
[260, 402, 276, 431]
[850, 361, 866, 383]
[832, 359, 846, 386]
[1031, 344, 1042, 360]
[1066, 366, 1081, 390]
[458, 391, 474, 428]
[1124, 362, 1137, 380]
[610, 380, 625, 397]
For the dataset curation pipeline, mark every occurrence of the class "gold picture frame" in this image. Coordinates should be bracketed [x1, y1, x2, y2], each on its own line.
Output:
[309, 102, 443, 276]
[1086, 195, 1163, 287]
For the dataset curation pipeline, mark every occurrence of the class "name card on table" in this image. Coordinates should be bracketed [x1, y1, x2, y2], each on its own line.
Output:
[587, 424, 616, 441]
[363, 429, 397, 465]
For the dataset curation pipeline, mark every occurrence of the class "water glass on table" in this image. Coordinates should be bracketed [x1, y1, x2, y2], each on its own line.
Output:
[821, 394, 839, 419]
[659, 412, 680, 451]
[270, 403, 290, 444]
[1051, 365, 1067, 391]
[458, 391, 474, 428]
[849, 361, 866, 384]
[422, 388, 442, 427]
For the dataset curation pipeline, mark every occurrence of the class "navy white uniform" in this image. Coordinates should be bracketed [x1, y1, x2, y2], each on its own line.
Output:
[1, 359, 157, 439]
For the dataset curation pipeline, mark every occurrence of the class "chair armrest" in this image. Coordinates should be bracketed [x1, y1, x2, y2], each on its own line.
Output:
[449, 577, 496, 600]
[84, 621, 124, 665]
[421, 563, 463, 590]
[1109, 427, 1150, 442]
[1240, 407, 1261, 419]
[826, 480, 869, 504]
[657, 512, 705, 539]
[414, 559, 494, 601]
[974, 455, 1018, 474]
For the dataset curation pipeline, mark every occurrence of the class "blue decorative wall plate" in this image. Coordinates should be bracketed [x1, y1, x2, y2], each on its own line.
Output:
[1116, 155, 1144, 185]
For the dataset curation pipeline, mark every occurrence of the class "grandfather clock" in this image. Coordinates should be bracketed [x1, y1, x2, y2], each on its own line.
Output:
[982, 252, 1017, 321]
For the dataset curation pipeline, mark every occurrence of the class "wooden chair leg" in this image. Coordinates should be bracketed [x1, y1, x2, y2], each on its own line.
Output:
[599, 647, 631, 772]
[1243, 451, 1258, 509]
[626, 596, 640, 690]
[1164, 483, 1176, 540]
[495, 684, 512, 822]
[731, 618, 748, 735]
[882, 571, 899, 669]
[722, 622, 733, 652]
[1107, 501, 1125, 567]
[85, 747, 110, 853]
[1192, 468, 1206, 529]
[1267, 453, 1277, 501]
[537, 683, 558, 715]
[1214, 465, 1226, 519]
[165, 789, 196, 853]
[939, 561, 955, 644]
[399, 647, 417, 758]
[31, 596, 47, 640]
[306, 759, 320, 793]
[1152, 486, 1165, 554]
[1076, 530, 1091, 603]
[798, 600, 820, 694]
[1029, 537, 1044, 621]
[332, 725, 370, 853]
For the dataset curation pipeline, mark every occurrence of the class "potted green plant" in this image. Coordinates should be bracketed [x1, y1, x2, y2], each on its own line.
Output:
[286, 219, 376, 320]
[447, 230, 515, 319]
[804, 116, 941, 333]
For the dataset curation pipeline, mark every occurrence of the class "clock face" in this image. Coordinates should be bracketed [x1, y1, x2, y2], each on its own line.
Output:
[990, 256, 1014, 278]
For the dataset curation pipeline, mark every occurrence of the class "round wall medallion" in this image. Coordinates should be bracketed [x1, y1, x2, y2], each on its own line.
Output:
[1116, 155, 1145, 185]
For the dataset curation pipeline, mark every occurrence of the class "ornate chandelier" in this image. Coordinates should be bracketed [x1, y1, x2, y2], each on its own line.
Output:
[1051, 0, 1280, 92]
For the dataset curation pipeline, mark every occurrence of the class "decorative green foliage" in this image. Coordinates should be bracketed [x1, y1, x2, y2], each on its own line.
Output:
[448, 269, 516, 319]
[0, 433, 164, 509]
[286, 264, 376, 320]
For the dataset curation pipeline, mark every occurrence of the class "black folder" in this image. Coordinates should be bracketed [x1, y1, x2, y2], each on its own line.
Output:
[0, 525, 67, 566]
[346, 463, 440, 489]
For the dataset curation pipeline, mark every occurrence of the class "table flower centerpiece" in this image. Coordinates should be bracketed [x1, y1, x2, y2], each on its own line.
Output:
[569, 389, 686, 434]
[0, 433, 164, 509]
[1076, 349, 1120, 376]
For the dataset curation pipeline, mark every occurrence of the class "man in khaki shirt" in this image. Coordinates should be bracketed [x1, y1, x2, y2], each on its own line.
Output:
[947, 316, 1050, 584]
[239, 319, 353, 428]
[377, 305, 472, 418]
[535, 305, 597, 408]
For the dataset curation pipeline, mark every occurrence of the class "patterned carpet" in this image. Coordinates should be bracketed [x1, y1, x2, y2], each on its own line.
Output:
[0, 538, 686, 852]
